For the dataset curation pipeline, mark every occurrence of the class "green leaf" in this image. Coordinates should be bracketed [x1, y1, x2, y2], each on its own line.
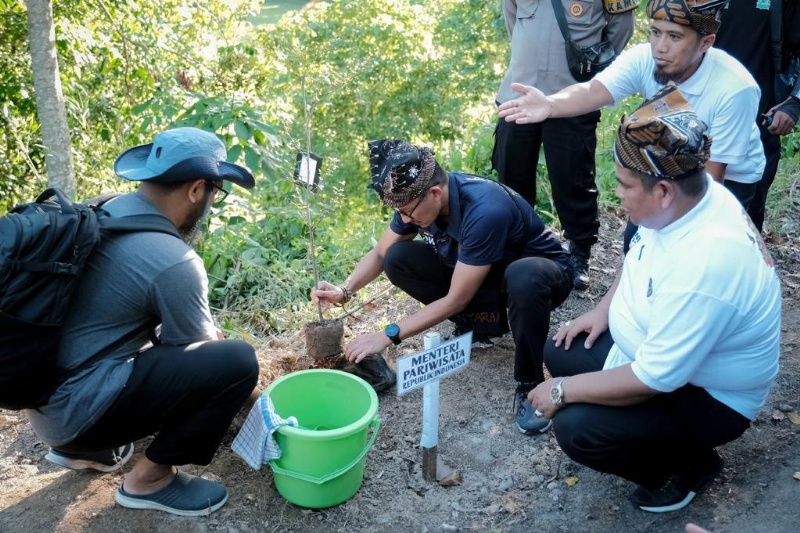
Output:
[139, 116, 153, 132]
[234, 119, 252, 142]
[227, 144, 243, 163]
[244, 145, 260, 174]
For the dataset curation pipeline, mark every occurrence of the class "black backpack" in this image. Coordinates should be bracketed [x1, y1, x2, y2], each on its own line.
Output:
[0, 188, 182, 410]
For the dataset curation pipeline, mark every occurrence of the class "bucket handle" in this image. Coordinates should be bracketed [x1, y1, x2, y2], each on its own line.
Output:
[269, 416, 381, 485]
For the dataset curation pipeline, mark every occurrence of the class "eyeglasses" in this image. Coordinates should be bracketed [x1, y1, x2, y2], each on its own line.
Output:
[395, 189, 429, 219]
[205, 181, 229, 205]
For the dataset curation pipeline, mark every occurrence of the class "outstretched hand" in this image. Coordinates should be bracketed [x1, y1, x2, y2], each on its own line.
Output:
[552, 308, 608, 350]
[497, 83, 552, 124]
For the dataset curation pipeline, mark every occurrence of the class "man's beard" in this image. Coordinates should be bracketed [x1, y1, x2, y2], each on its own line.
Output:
[653, 61, 697, 85]
[653, 66, 673, 85]
[179, 194, 211, 245]
[180, 220, 203, 245]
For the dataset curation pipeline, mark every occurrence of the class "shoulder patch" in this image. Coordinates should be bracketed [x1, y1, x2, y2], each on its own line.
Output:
[569, 2, 585, 16]
[605, 0, 640, 14]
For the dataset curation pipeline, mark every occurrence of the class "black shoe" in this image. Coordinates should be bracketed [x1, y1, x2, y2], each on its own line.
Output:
[46, 443, 134, 472]
[341, 353, 396, 393]
[628, 451, 724, 513]
[569, 243, 591, 291]
[571, 256, 590, 291]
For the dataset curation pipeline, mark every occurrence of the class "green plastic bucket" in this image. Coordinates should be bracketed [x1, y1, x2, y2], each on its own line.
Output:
[266, 369, 380, 508]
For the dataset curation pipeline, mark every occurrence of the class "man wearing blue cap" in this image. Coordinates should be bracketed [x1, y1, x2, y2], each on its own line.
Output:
[312, 140, 574, 435]
[25, 127, 259, 516]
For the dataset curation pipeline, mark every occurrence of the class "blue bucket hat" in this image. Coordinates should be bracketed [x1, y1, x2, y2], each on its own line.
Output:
[114, 127, 255, 188]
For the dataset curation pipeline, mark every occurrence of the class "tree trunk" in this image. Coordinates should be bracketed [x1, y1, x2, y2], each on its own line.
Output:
[26, 0, 75, 197]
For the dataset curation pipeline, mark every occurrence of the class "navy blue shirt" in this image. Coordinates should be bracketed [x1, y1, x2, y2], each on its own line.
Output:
[389, 172, 570, 270]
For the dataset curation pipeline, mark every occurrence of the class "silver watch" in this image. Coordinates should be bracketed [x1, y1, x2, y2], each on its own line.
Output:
[550, 377, 566, 407]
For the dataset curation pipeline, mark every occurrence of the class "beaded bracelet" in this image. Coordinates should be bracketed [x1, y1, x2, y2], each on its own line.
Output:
[340, 285, 353, 304]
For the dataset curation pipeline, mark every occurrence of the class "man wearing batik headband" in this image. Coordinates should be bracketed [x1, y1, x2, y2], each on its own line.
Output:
[525, 87, 781, 513]
[312, 139, 574, 435]
[499, 0, 766, 217]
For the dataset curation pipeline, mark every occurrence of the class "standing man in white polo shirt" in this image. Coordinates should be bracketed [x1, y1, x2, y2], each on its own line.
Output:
[499, 0, 765, 215]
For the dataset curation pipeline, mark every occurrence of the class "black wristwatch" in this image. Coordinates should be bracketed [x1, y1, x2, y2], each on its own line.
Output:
[385, 323, 401, 345]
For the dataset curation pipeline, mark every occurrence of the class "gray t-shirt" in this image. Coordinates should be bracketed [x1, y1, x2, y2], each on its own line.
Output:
[26, 192, 217, 446]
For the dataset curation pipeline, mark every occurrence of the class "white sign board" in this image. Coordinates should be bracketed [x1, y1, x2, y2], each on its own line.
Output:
[396, 332, 472, 396]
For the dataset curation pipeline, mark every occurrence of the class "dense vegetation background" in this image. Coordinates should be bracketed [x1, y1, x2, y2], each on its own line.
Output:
[2, 0, 798, 338]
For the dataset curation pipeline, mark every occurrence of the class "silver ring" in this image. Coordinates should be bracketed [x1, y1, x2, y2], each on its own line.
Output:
[534, 409, 544, 417]
[565, 321, 571, 327]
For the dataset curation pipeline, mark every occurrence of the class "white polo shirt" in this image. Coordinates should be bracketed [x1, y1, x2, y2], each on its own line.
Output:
[595, 44, 765, 184]
[605, 178, 781, 420]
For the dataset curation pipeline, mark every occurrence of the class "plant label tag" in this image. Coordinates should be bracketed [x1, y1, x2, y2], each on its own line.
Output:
[294, 150, 322, 191]
[396, 332, 471, 396]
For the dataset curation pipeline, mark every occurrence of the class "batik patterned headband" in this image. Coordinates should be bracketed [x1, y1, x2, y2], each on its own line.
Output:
[614, 83, 711, 179]
[645, 0, 730, 35]
[367, 139, 437, 208]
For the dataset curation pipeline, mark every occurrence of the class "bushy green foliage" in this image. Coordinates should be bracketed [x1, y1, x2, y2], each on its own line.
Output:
[0, 0, 40, 209]
[244, 0, 506, 189]
[182, 0, 513, 333]
[4, 2, 797, 338]
[0, 0, 263, 209]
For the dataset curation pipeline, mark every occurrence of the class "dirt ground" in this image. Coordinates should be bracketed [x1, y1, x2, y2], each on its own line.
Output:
[1, 213, 799, 533]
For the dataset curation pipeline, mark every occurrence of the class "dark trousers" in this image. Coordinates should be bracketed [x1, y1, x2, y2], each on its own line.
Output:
[55, 339, 259, 466]
[384, 240, 572, 384]
[747, 123, 782, 232]
[723, 179, 758, 211]
[492, 112, 601, 247]
[544, 332, 750, 487]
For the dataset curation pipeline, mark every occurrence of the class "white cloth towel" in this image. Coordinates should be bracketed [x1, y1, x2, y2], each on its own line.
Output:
[232, 394, 298, 470]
